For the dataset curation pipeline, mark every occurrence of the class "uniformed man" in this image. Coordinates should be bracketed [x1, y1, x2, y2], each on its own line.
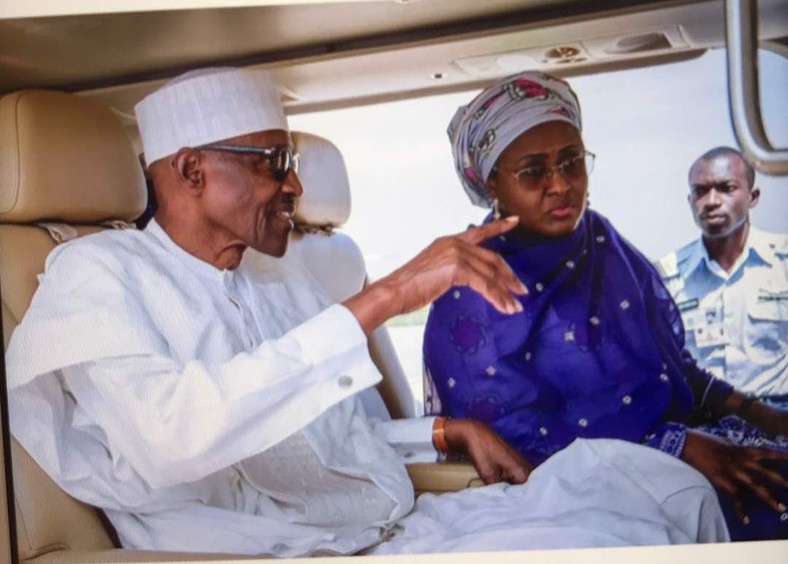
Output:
[657, 146, 788, 408]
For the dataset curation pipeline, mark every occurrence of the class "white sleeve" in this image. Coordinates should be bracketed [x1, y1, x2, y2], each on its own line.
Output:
[370, 416, 439, 464]
[60, 304, 382, 489]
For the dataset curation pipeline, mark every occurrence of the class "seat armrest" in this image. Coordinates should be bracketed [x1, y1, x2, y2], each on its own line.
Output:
[406, 462, 483, 495]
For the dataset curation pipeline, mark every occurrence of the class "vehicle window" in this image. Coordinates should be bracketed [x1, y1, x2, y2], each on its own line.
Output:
[289, 48, 788, 415]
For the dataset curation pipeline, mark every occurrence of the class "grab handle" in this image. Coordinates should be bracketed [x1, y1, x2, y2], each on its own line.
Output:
[725, 0, 788, 175]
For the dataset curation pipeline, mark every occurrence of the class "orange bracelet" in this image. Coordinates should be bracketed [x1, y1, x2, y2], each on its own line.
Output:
[432, 416, 449, 453]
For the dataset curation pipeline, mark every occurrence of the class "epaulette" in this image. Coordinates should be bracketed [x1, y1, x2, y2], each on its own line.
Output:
[655, 251, 679, 279]
[766, 232, 788, 259]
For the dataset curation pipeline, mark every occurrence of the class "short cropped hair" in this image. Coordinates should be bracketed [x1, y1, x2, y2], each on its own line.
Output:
[689, 146, 755, 189]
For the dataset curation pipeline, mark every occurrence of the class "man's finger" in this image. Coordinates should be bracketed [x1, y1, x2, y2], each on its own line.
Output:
[461, 242, 528, 296]
[454, 256, 524, 315]
[508, 465, 530, 485]
[465, 275, 523, 315]
[460, 216, 519, 245]
[478, 464, 501, 485]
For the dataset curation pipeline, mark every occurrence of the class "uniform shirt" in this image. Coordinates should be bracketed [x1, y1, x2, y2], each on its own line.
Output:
[657, 227, 788, 398]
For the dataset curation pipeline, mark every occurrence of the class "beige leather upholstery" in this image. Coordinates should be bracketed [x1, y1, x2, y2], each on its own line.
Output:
[291, 131, 416, 419]
[407, 463, 485, 496]
[0, 91, 146, 223]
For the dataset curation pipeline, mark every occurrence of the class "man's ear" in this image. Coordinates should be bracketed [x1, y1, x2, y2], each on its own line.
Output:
[749, 186, 761, 209]
[171, 148, 206, 193]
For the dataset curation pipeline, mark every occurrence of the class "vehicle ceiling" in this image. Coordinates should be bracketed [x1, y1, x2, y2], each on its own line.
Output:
[0, 0, 786, 124]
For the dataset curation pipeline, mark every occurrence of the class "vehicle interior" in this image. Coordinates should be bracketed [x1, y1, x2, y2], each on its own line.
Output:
[0, 0, 786, 562]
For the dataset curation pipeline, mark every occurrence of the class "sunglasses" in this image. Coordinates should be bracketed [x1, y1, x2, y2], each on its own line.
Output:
[194, 144, 300, 181]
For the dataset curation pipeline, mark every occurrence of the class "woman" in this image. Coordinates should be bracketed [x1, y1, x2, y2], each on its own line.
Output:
[424, 71, 788, 541]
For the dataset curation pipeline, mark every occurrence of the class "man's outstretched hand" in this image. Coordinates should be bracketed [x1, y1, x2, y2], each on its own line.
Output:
[344, 217, 527, 335]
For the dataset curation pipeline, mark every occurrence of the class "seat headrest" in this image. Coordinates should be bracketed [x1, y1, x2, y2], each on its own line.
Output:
[0, 90, 146, 223]
[292, 131, 351, 228]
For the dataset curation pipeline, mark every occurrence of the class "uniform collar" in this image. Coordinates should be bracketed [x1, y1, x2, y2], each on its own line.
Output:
[683, 238, 707, 277]
[746, 225, 776, 267]
[688, 224, 773, 277]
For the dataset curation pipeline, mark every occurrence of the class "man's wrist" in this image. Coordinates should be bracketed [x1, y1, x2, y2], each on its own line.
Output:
[432, 416, 450, 453]
[342, 279, 401, 335]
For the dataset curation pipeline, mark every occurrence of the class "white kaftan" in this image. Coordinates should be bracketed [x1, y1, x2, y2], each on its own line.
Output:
[6, 220, 729, 556]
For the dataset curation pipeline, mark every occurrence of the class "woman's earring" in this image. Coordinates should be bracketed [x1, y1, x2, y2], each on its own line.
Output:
[492, 198, 501, 220]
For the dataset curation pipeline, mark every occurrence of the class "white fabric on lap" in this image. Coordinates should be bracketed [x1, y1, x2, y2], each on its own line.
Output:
[370, 439, 728, 555]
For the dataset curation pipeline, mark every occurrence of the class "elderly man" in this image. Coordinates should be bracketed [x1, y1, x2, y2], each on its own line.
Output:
[658, 147, 787, 409]
[7, 68, 729, 556]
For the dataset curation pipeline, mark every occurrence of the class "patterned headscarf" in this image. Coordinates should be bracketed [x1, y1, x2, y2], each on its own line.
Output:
[448, 71, 582, 207]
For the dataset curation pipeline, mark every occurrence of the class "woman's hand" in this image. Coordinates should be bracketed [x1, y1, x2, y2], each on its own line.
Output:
[682, 431, 788, 523]
[444, 418, 532, 485]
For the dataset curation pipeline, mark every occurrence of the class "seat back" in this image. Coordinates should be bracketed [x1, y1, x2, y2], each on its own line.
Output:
[0, 90, 147, 560]
[290, 132, 416, 419]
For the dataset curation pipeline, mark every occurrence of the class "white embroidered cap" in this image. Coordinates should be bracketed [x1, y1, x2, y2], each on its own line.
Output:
[135, 67, 289, 165]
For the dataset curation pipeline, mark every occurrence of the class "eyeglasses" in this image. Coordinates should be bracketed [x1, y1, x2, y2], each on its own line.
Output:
[193, 144, 299, 182]
[496, 151, 595, 189]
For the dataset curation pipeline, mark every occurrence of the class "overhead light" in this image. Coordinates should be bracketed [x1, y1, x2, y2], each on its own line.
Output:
[495, 53, 540, 73]
[583, 26, 689, 58]
[602, 32, 674, 54]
